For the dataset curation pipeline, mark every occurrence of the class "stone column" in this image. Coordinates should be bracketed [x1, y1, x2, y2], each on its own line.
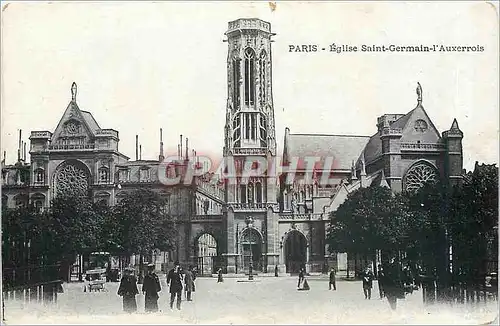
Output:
[306, 244, 311, 273]
[224, 206, 237, 273]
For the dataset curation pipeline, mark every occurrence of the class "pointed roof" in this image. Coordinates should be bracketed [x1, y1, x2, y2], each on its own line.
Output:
[52, 99, 96, 140]
[326, 170, 384, 214]
[359, 83, 443, 166]
[450, 118, 461, 131]
[388, 109, 415, 130]
[379, 170, 390, 188]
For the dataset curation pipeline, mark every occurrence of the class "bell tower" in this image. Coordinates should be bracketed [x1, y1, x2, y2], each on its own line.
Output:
[223, 18, 277, 203]
[222, 18, 279, 274]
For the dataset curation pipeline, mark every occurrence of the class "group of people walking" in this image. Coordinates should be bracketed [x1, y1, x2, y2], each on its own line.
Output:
[359, 258, 409, 310]
[316, 258, 410, 311]
[117, 261, 197, 313]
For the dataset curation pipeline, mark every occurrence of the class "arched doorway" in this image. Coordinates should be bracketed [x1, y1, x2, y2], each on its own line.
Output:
[285, 230, 307, 274]
[240, 228, 262, 272]
[196, 233, 218, 276]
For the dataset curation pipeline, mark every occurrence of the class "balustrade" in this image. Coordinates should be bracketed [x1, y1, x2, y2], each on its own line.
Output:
[400, 142, 445, 151]
[48, 144, 95, 151]
[279, 213, 323, 221]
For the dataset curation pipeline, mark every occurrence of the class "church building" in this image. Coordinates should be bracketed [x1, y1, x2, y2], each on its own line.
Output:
[1, 18, 464, 276]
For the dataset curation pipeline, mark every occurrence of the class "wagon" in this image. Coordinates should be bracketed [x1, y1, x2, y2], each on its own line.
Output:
[84, 268, 107, 292]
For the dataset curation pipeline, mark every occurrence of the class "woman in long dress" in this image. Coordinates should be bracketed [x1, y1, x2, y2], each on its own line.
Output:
[142, 264, 161, 312]
[117, 267, 139, 313]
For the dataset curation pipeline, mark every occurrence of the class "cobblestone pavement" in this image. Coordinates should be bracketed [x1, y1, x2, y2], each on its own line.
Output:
[4, 276, 498, 324]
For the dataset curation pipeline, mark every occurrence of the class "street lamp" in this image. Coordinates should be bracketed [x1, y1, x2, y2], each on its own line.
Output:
[245, 216, 254, 281]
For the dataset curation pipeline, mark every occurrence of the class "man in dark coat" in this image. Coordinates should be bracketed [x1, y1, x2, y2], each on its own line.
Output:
[217, 268, 224, 283]
[377, 264, 386, 299]
[117, 267, 139, 313]
[383, 258, 404, 310]
[184, 266, 195, 301]
[297, 268, 305, 288]
[142, 264, 161, 312]
[166, 261, 183, 310]
[362, 266, 374, 299]
[329, 267, 337, 290]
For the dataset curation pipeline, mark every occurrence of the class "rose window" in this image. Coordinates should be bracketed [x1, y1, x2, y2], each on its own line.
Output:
[55, 163, 89, 197]
[404, 163, 438, 192]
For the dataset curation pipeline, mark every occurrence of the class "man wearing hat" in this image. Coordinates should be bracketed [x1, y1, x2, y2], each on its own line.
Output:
[329, 267, 337, 290]
[142, 263, 161, 312]
[166, 261, 183, 310]
[117, 267, 139, 313]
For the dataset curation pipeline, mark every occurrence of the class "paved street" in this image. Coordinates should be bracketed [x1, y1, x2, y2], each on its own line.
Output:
[4, 276, 498, 324]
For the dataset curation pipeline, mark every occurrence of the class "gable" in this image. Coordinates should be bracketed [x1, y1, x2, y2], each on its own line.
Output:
[51, 101, 97, 145]
[399, 105, 441, 143]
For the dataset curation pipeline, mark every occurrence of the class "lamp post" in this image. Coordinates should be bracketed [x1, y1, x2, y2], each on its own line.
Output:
[245, 216, 254, 281]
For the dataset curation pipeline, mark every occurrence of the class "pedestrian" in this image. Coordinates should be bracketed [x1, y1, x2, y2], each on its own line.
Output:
[297, 268, 305, 288]
[298, 274, 310, 291]
[329, 267, 337, 290]
[217, 268, 224, 283]
[377, 264, 386, 299]
[362, 266, 374, 299]
[166, 261, 183, 310]
[402, 265, 414, 294]
[184, 266, 195, 301]
[383, 257, 404, 310]
[117, 267, 139, 313]
[142, 263, 161, 312]
[275, 265, 279, 277]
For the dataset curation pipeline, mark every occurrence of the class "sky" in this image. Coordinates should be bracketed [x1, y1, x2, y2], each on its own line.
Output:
[1, 1, 498, 171]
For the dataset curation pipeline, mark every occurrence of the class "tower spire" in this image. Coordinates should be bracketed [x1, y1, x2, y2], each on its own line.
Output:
[71, 82, 77, 102]
[416, 82, 422, 105]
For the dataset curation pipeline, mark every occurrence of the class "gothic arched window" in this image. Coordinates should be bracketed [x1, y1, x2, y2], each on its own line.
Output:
[404, 162, 439, 192]
[244, 48, 255, 106]
[256, 182, 262, 203]
[248, 182, 254, 204]
[232, 55, 240, 110]
[259, 51, 267, 105]
[240, 184, 247, 204]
